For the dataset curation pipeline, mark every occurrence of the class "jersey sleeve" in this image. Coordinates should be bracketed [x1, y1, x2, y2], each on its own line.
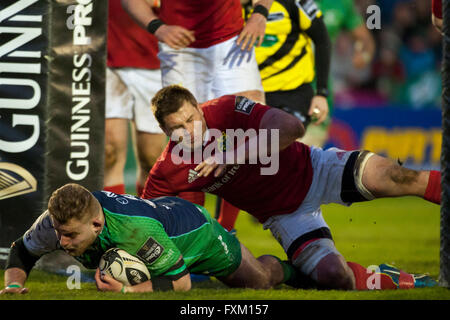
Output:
[22, 211, 60, 257]
[118, 217, 188, 279]
[142, 157, 177, 199]
[205, 95, 271, 131]
[295, 0, 323, 31]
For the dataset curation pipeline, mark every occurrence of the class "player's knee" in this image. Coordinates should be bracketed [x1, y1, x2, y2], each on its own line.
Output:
[314, 260, 354, 290]
[254, 255, 281, 289]
[292, 239, 354, 290]
[104, 142, 118, 170]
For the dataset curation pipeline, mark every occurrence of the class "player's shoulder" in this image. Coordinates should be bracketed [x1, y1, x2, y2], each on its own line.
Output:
[200, 95, 235, 110]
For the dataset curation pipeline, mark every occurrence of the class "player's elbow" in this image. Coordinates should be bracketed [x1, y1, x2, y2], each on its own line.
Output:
[285, 113, 305, 140]
[261, 108, 305, 145]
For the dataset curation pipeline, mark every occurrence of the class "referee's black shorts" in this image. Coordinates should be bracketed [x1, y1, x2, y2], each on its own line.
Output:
[265, 83, 314, 128]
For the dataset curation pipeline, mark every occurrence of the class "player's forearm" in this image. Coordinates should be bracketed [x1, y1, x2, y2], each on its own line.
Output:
[120, 0, 159, 29]
[4, 267, 27, 288]
[124, 280, 154, 293]
[306, 17, 331, 93]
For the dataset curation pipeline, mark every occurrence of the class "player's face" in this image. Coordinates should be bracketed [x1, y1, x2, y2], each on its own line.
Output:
[52, 214, 101, 257]
[162, 101, 207, 150]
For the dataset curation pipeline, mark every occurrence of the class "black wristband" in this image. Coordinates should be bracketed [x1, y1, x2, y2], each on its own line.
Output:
[316, 88, 329, 98]
[252, 4, 269, 19]
[147, 19, 165, 34]
[6, 237, 38, 275]
[151, 276, 174, 291]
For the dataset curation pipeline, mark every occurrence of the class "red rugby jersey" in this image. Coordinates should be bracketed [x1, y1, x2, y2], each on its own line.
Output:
[142, 95, 313, 223]
[159, 0, 244, 48]
[107, 0, 160, 69]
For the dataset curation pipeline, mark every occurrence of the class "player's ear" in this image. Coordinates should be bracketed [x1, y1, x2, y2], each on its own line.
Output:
[92, 218, 103, 235]
[91, 204, 103, 234]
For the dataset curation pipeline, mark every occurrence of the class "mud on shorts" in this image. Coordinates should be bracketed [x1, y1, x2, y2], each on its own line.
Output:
[262, 147, 375, 276]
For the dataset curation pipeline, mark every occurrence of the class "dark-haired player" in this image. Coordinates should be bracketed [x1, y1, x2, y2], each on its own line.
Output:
[142, 85, 441, 290]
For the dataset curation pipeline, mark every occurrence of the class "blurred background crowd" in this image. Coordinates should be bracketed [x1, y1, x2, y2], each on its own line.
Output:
[332, 0, 442, 109]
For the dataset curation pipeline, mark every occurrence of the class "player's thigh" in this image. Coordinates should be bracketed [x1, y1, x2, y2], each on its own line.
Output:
[105, 68, 132, 163]
[211, 36, 263, 99]
[105, 119, 129, 152]
[115, 68, 163, 134]
[158, 43, 212, 102]
[218, 243, 256, 287]
[105, 68, 133, 121]
[360, 153, 427, 197]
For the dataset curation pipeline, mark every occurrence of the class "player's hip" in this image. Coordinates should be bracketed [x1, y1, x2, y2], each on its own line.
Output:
[187, 219, 242, 277]
[263, 147, 374, 252]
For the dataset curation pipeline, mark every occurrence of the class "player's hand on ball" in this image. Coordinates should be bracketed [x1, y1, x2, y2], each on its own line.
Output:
[155, 25, 195, 50]
[95, 268, 124, 293]
[308, 96, 329, 125]
[237, 13, 267, 51]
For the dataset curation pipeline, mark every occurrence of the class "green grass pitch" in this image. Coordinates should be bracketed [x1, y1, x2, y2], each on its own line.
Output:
[1, 195, 450, 300]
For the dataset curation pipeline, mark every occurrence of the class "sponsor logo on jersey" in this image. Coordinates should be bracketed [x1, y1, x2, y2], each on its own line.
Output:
[296, 0, 319, 20]
[137, 237, 164, 264]
[267, 12, 284, 22]
[115, 197, 129, 205]
[102, 191, 117, 198]
[217, 131, 227, 152]
[188, 169, 199, 183]
[234, 96, 256, 115]
[0, 162, 37, 200]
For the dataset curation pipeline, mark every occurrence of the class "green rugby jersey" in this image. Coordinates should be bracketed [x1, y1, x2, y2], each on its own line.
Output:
[22, 193, 241, 279]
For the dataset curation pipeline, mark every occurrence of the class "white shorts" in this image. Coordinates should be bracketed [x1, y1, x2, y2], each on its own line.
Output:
[105, 67, 163, 134]
[263, 147, 359, 274]
[158, 36, 264, 102]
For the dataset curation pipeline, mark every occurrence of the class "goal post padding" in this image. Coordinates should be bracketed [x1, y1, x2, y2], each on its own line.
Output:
[440, 0, 450, 288]
[0, 0, 107, 268]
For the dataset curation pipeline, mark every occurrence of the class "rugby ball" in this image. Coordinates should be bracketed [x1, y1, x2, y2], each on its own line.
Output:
[99, 248, 150, 286]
